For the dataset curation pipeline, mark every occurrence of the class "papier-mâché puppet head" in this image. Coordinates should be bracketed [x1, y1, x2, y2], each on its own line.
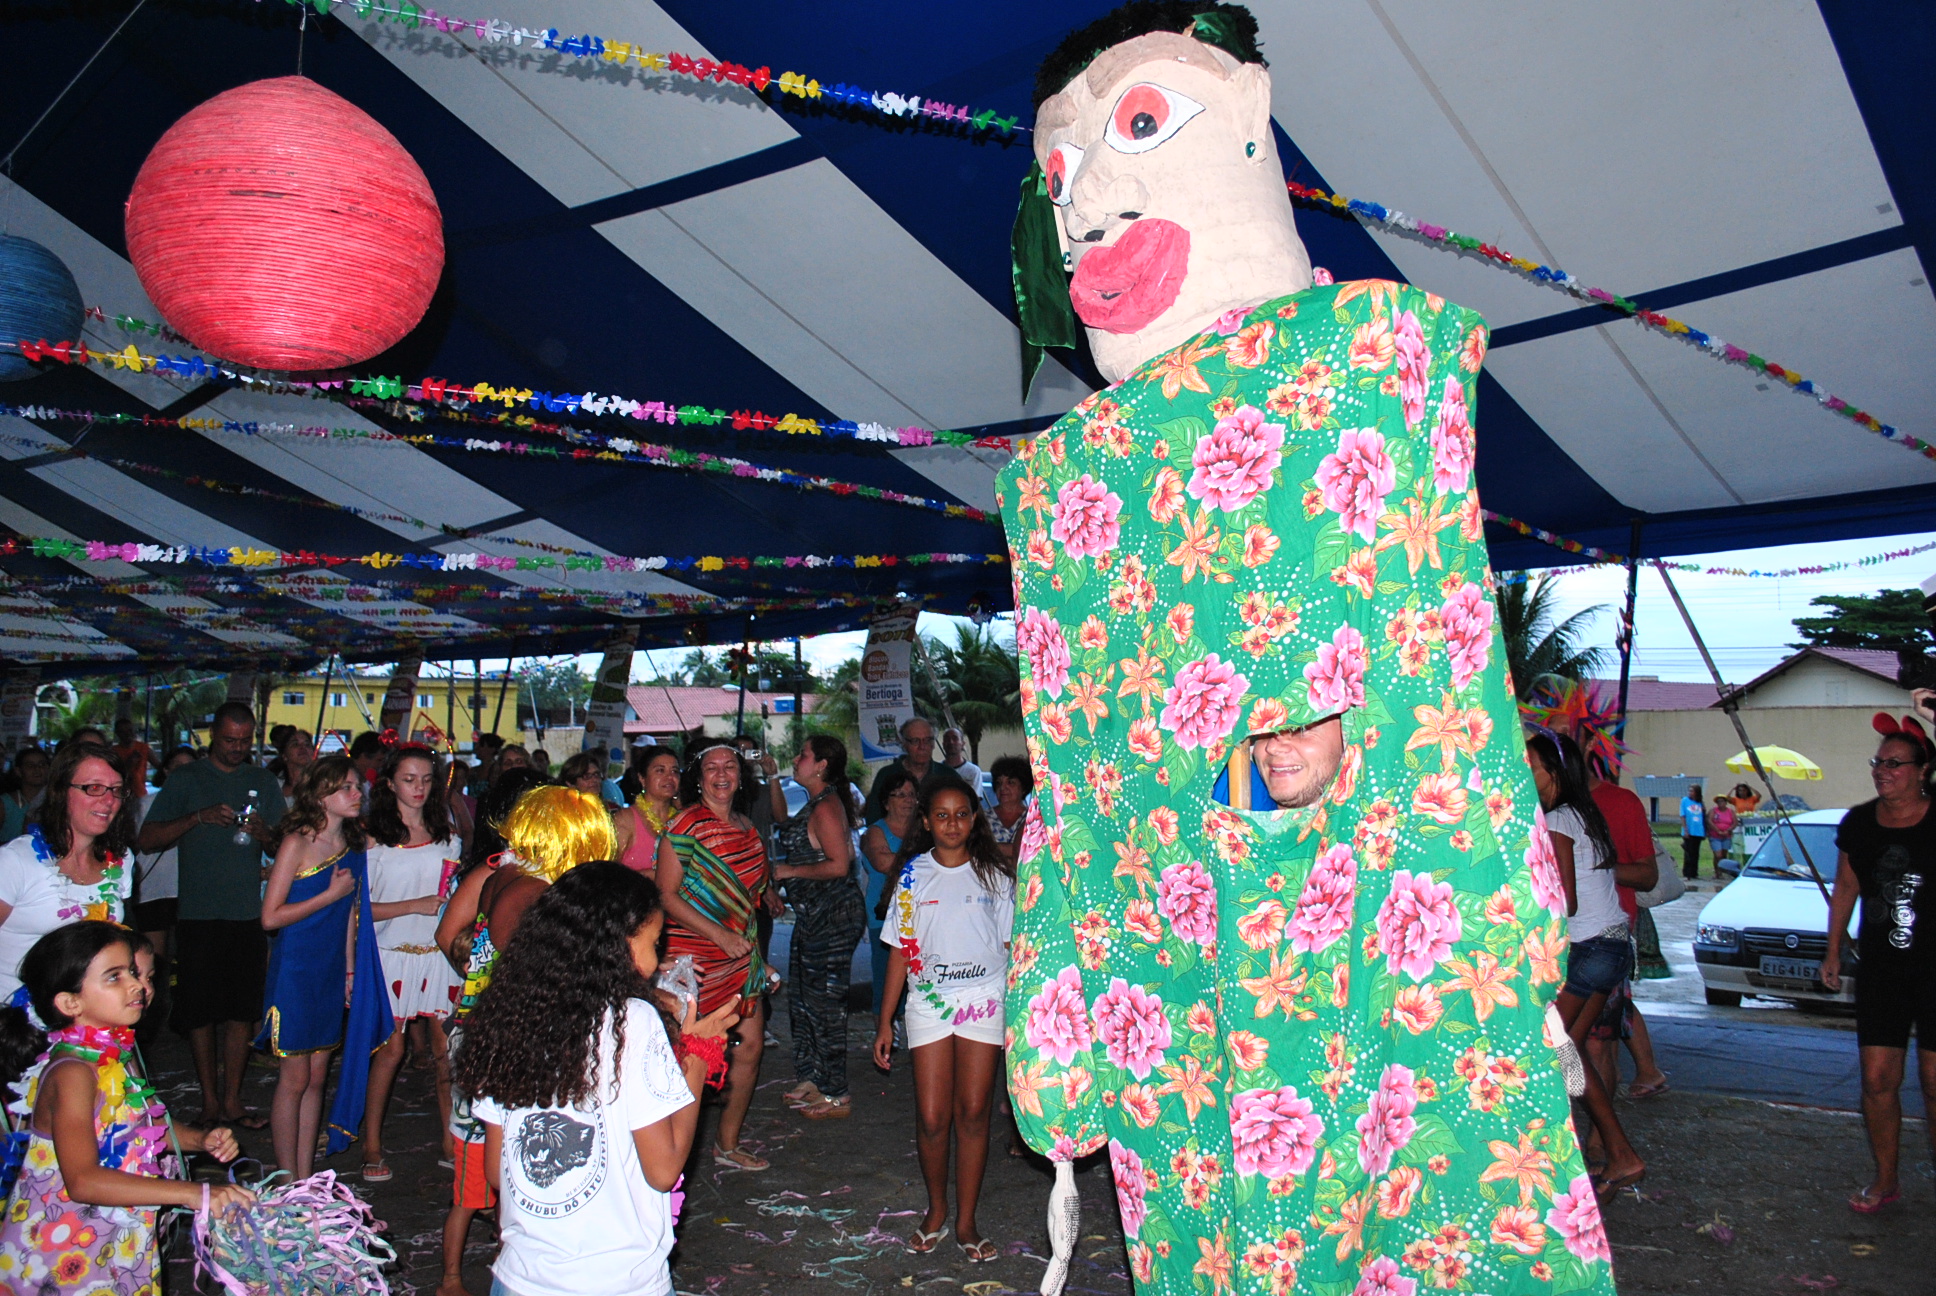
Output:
[1020, 2, 1311, 385]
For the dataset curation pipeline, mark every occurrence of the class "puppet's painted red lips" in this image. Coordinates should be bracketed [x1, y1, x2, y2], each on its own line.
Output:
[1069, 219, 1191, 334]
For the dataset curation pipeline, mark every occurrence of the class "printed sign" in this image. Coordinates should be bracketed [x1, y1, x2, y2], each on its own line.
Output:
[581, 624, 641, 780]
[857, 607, 919, 763]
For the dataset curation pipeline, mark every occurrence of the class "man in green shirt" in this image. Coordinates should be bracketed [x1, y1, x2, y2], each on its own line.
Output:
[140, 701, 285, 1126]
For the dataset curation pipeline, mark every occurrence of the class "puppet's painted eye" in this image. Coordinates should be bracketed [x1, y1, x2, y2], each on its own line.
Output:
[1103, 83, 1204, 155]
[1045, 142, 1084, 206]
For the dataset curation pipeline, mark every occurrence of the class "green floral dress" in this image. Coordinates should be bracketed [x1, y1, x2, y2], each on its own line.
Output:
[996, 281, 1618, 1296]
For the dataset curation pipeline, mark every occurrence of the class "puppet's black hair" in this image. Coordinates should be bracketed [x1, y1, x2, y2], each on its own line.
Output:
[1034, 2, 1264, 107]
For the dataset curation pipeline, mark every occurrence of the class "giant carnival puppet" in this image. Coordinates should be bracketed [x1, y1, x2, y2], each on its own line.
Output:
[996, 5, 1618, 1294]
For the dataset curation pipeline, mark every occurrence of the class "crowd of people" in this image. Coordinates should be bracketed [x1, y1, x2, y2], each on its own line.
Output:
[0, 692, 1925, 1293]
[0, 707, 1023, 1294]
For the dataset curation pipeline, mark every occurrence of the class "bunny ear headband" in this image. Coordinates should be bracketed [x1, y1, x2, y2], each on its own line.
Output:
[1873, 712, 1932, 757]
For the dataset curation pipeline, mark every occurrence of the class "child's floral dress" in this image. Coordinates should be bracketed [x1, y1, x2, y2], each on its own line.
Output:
[0, 1024, 171, 1294]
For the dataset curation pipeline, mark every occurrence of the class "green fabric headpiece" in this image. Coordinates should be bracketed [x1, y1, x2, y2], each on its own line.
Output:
[1015, 5, 1267, 395]
[1012, 161, 1077, 399]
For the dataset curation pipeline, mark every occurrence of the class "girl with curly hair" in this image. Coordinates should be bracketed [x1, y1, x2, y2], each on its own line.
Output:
[457, 862, 738, 1296]
[257, 755, 393, 1180]
[433, 784, 613, 1296]
[871, 774, 1015, 1260]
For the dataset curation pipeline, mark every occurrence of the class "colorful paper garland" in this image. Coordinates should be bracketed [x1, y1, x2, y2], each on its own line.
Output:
[1485, 508, 1936, 579]
[291, 0, 1024, 135]
[1286, 180, 1934, 464]
[0, 376, 993, 522]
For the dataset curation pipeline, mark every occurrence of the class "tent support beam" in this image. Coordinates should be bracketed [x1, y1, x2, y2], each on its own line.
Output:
[1650, 560, 1832, 908]
[1615, 519, 1642, 728]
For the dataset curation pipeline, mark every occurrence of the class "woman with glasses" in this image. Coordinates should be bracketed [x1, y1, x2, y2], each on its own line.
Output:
[0, 740, 137, 997]
[1823, 700, 1936, 1214]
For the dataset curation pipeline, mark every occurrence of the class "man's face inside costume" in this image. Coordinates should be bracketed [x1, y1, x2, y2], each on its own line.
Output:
[1253, 716, 1343, 808]
[1034, 33, 1311, 380]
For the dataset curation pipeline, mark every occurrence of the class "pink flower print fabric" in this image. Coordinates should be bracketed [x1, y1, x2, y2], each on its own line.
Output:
[995, 281, 1614, 1296]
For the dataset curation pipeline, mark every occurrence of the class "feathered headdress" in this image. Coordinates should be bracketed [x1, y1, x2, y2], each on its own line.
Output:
[1520, 679, 1629, 777]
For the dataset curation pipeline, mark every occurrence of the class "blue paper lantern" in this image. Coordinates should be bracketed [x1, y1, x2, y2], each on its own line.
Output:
[0, 234, 84, 382]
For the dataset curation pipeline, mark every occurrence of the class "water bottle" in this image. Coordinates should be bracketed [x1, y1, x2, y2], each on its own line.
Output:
[232, 789, 259, 846]
[655, 954, 700, 1018]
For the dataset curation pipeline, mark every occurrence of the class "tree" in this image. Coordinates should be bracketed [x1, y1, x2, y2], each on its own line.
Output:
[37, 672, 229, 748]
[810, 657, 862, 736]
[520, 659, 592, 729]
[1792, 589, 1934, 683]
[923, 624, 1022, 762]
[1492, 573, 1611, 703]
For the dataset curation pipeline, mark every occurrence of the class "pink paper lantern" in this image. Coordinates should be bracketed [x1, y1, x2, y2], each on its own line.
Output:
[124, 76, 444, 370]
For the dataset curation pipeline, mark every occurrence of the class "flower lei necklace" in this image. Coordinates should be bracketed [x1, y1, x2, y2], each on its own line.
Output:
[39, 1022, 171, 1178]
[893, 855, 953, 1018]
[635, 796, 676, 838]
[28, 826, 126, 923]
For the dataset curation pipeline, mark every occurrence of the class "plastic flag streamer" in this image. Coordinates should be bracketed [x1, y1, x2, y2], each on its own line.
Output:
[1, 534, 991, 583]
[6, 571, 868, 619]
[1285, 180, 1935, 465]
[0, 377, 993, 523]
[78, 308, 1013, 453]
[1483, 508, 1936, 580]
[304, 0, 1026, 134]
[190, 1168, 395, 1296]
[0, 422, 1002, 573]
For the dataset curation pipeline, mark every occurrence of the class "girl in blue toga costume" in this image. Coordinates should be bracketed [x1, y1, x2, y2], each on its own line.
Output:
[258, 755, 393, 1178]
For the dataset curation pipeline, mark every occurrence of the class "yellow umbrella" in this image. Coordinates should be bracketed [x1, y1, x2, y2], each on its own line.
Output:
[1723, 746, 1822, 781]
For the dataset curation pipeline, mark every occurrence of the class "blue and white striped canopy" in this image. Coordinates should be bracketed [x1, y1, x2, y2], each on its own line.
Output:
[0, 0, 1929, 672]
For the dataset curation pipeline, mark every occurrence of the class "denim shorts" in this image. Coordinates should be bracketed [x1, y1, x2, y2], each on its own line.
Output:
[1564, 935, 1634, 999]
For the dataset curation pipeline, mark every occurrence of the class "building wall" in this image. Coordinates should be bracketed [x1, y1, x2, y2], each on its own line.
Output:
[259, 674, 527, 751]
[1740, 657, 1910, 709]
[1622, 706, 1895, 815]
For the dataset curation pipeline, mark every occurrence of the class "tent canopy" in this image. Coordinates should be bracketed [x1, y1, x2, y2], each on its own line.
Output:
[0, 0, 1930, 673]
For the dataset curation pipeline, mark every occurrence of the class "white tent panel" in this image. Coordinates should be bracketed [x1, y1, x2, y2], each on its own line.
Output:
[0, 496, 300, 652]
[0, 178, 207, 411]
[1481, 328, 1731, 513]
[350, 1, 793, 205]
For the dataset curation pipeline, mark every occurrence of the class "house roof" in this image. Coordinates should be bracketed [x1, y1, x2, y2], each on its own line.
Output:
[624, 685, 821, 734]
[1593, 677, 1723, 712]
[1715, 645, 1903, 706]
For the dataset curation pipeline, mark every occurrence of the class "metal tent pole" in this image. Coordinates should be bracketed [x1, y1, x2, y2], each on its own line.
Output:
[1614, 520, 1641, 727]
[1650, 560, 1832, 907]
[491, 644, 518, 739]
[313, 653, 334, 744]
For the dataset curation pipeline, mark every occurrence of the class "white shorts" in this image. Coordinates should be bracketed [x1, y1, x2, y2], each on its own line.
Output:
[905, 992, 1006, 1049]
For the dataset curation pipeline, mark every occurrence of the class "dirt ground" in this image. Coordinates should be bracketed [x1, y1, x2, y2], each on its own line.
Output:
[144, 1003, 1932, 1296]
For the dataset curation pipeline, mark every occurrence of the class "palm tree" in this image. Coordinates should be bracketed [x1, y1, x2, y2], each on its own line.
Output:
[923, 624, 1021, 763]
[1492, 573, 1611, 702]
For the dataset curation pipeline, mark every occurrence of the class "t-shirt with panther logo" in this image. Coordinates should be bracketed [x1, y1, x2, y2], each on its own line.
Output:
[472, 999, 692, 1296]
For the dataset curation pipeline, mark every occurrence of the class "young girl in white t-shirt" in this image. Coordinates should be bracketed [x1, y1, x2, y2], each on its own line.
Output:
[871, 775, 1015, 1263]
[455, 861, 739, 1296]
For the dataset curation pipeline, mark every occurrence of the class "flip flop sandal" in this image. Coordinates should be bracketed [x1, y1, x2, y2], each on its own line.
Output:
[906, 1222, 949, 1254]
[781, 1082, 824, 1109]
[1626, 1079, 1671, 1100]
[802, 1097, 851, 1120]
[712, 1144, 770, 1171]
[361, 1160, 393, 1183]
[1593, 1167, 1646, 1199]
[957, 1237, 998, 1263]
[1849, 1187, 1900, 1214]
[234, 1109, 270, 1130]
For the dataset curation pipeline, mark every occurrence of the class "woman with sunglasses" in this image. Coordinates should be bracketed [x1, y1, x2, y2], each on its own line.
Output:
[0, 739, 137, 997]
[1823, 699, 1936, 1215]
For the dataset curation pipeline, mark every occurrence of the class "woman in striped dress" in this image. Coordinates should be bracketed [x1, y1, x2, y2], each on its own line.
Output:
[657, 742, 771, 1170]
